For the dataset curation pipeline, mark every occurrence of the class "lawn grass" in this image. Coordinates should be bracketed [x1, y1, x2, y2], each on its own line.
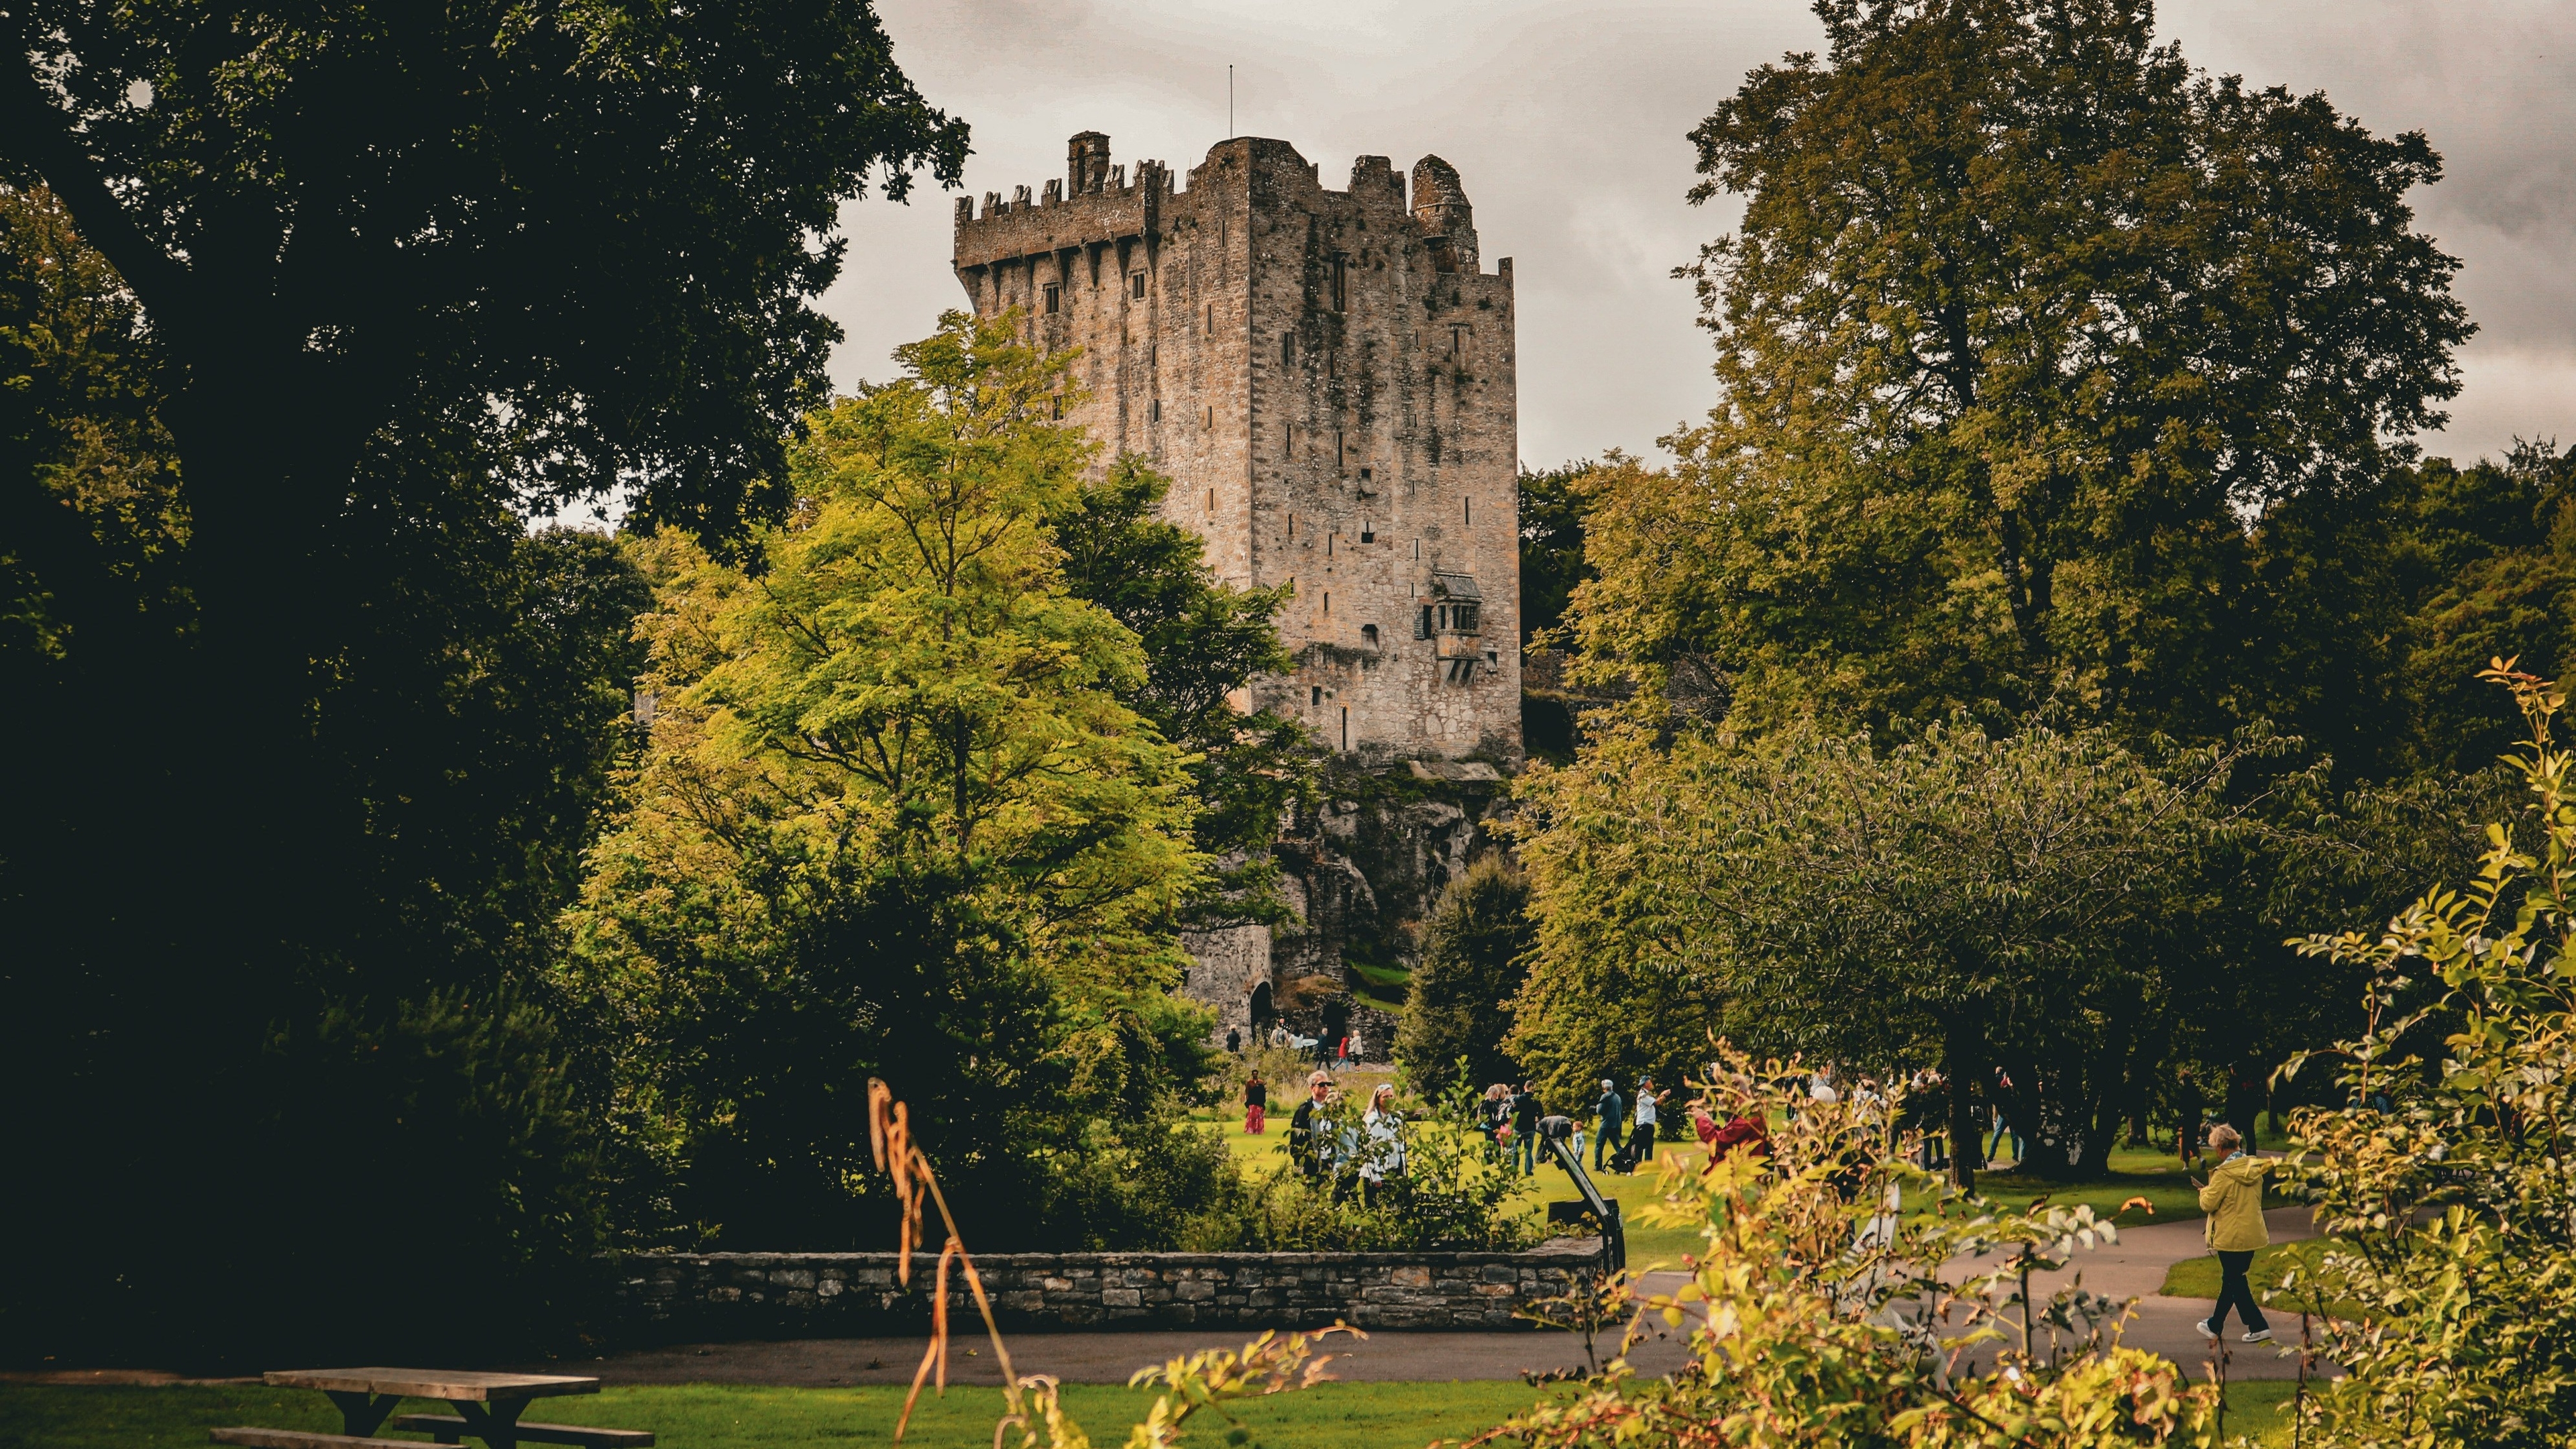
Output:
[0, 1375, 2314, 1448]
[0, 1381, 1572, 1449]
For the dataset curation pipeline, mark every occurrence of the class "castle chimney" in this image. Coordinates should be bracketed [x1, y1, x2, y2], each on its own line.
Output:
[1069, 131, 1112, 195]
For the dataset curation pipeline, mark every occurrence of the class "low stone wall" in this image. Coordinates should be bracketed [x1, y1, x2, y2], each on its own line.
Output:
[614, 1238, 1604, 1337]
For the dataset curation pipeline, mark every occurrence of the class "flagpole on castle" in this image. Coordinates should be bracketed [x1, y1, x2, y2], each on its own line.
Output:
[1228, 64, 1234, 138]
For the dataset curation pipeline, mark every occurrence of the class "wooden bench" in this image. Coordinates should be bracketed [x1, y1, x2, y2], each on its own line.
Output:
[390, 1414, 655, 1447]
[210, 1430, 433, 1448]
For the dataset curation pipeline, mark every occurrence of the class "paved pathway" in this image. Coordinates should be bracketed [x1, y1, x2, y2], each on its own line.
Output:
[547, 1205, 2326, 1388]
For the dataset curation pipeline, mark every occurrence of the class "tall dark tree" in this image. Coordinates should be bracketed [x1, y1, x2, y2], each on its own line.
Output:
[1399, 854, 1538, 1093]
[0, 0, 963, 1360]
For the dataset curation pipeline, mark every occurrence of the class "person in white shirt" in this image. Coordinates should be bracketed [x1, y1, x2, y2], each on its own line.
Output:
[1628, 1075, 1670, 1173]
[1358, 1083, 1407, 1208]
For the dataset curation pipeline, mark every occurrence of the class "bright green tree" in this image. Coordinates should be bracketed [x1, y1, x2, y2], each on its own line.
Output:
[1565, 0, 2469, 742]
[567, 312, 1224, 1248]
[1051, 455, 1316, 924]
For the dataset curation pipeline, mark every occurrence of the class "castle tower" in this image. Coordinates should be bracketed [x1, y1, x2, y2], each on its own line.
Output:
[953, 133, 1522, 765]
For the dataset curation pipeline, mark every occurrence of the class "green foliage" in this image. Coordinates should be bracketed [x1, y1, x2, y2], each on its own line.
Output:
[564, 311, 1213, 1250]
[1483, 1046, 2218, 1447]
[2279, 665, 2576, 1446]
[5, 0, 961, 1359]
[1397, 853, 1536, 1089]
[1517, 459, 1596, 647]
[1511, 713, 2281, 1183]
[1051, 453, 1319, 924]
[1568, 0, 2468, 744]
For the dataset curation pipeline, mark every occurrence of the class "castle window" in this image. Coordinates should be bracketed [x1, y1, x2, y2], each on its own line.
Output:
[1454, 602, 1480, 632]
[1416, 605, 1432, 640]
[1311, 686, 1322, 706]
[1331, 254, 1347, 312]
[1336, 430, 1344, 469]
[1205, 405, 1214, 428]
[1043, 283, 1059, 315]
[1464, 496, 1472, 526]
[1360, 518, 1374, 543]
[1207, 488, 1216, 511]
[1149, 398, 1160, 421]
[1362, 624, 1379, 648]
[1323, 591, 1330, 615]
[1050, 396, 1062, 419]
[1281, 332, 1293, 365]
[1132, 272, 1146, 299]
[1340, 706, 1348, 751]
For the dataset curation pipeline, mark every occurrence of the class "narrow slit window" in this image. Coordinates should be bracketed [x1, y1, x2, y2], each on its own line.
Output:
[1323, 591, 1330, 615]
[1360, 518, 1374, 543]
[1132, 271, 1147, 299]
[1205, 405, 1214, 428]
[1464, 496, 1472, 526]
[1149, 398, 1160, 422]
[1207, 303, 1214, 333]
[1340, 706, 1348, 751]
[1207, 488, 1216, 511]
[1336, 430, 1344, 470]
[1311, 686, 1322, 707]
[1042, 283, 1059, 315]
[1331, 254, 1348, 312]
[1282, 332, 1293, 365]
[1415, 605, 1432, 639]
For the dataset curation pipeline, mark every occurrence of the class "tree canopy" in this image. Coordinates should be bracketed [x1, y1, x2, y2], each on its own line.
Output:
[1562, 0, 2469, 745]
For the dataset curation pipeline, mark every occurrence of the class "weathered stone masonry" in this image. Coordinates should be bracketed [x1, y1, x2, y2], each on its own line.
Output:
[954, 132, 1522, 769]
[955, 133, 1526, 1052]
[615, 1240, 1602, 1336]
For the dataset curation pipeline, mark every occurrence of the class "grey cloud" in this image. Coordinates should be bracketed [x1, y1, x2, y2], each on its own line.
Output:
[825, 0, 2571, 470]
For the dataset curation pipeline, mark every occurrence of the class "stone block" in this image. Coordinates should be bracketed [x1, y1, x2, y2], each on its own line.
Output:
[1102, 1288, 1143, 1308]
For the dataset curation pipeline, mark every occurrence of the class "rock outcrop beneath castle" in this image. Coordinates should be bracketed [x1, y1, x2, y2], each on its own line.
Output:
[1180, 769, 1511, 1061]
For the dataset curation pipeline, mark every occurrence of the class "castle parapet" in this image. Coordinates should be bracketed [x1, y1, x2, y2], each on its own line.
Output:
[953, 132, 1171, 280]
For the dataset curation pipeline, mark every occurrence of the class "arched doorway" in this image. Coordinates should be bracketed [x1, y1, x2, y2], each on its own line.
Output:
[1320, 997, 1349, 1051]
[1248, 981, 1275, 1038]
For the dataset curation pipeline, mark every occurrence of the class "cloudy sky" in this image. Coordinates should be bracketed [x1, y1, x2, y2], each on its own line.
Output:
[820, 0, 2576, 472]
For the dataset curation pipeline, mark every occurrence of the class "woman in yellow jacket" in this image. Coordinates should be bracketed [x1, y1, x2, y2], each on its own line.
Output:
[2195, 1122, 2273, 1345]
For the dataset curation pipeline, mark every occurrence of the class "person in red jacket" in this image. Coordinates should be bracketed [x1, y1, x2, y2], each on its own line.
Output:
[1692, 1102, 1771, 1165]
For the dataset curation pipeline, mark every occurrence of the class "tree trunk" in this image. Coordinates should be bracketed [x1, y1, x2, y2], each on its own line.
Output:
[1943, 1014, 1985, 1193]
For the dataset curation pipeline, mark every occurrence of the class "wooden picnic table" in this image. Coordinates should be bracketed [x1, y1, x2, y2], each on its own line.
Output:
[235, 1367, 624, 1449]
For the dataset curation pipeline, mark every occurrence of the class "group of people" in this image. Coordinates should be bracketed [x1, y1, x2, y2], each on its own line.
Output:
[1222, 1022, 1365, 1067]
[1257, 1069, 1409, 1205]
[1472, 1081, 1550, 1175]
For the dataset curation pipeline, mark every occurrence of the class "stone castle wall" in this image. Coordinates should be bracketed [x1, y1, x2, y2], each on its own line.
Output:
[955, 132, 1521, 768]
[614, 1240, 1603, 1336]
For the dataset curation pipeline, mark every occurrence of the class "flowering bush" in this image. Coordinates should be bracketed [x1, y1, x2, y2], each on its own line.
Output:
[1474, 1050, 2218, 1448]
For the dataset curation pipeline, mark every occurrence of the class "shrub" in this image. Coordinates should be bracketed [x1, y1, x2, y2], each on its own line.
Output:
[2280, 664, 2576, 1445]
[1398, 853, 1535, 1089]
[1478, 1044, 2218, 1447]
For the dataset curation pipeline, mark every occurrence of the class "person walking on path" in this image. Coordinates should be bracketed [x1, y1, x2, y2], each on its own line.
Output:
[1594, 1078, 1625, 1171]
[1629, 1075, 1670, 1173]
[1244, 1071, 1268, 1135]
[2195, 1122, 2274, 1345]
[1511, 1081, 1544, 1176]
